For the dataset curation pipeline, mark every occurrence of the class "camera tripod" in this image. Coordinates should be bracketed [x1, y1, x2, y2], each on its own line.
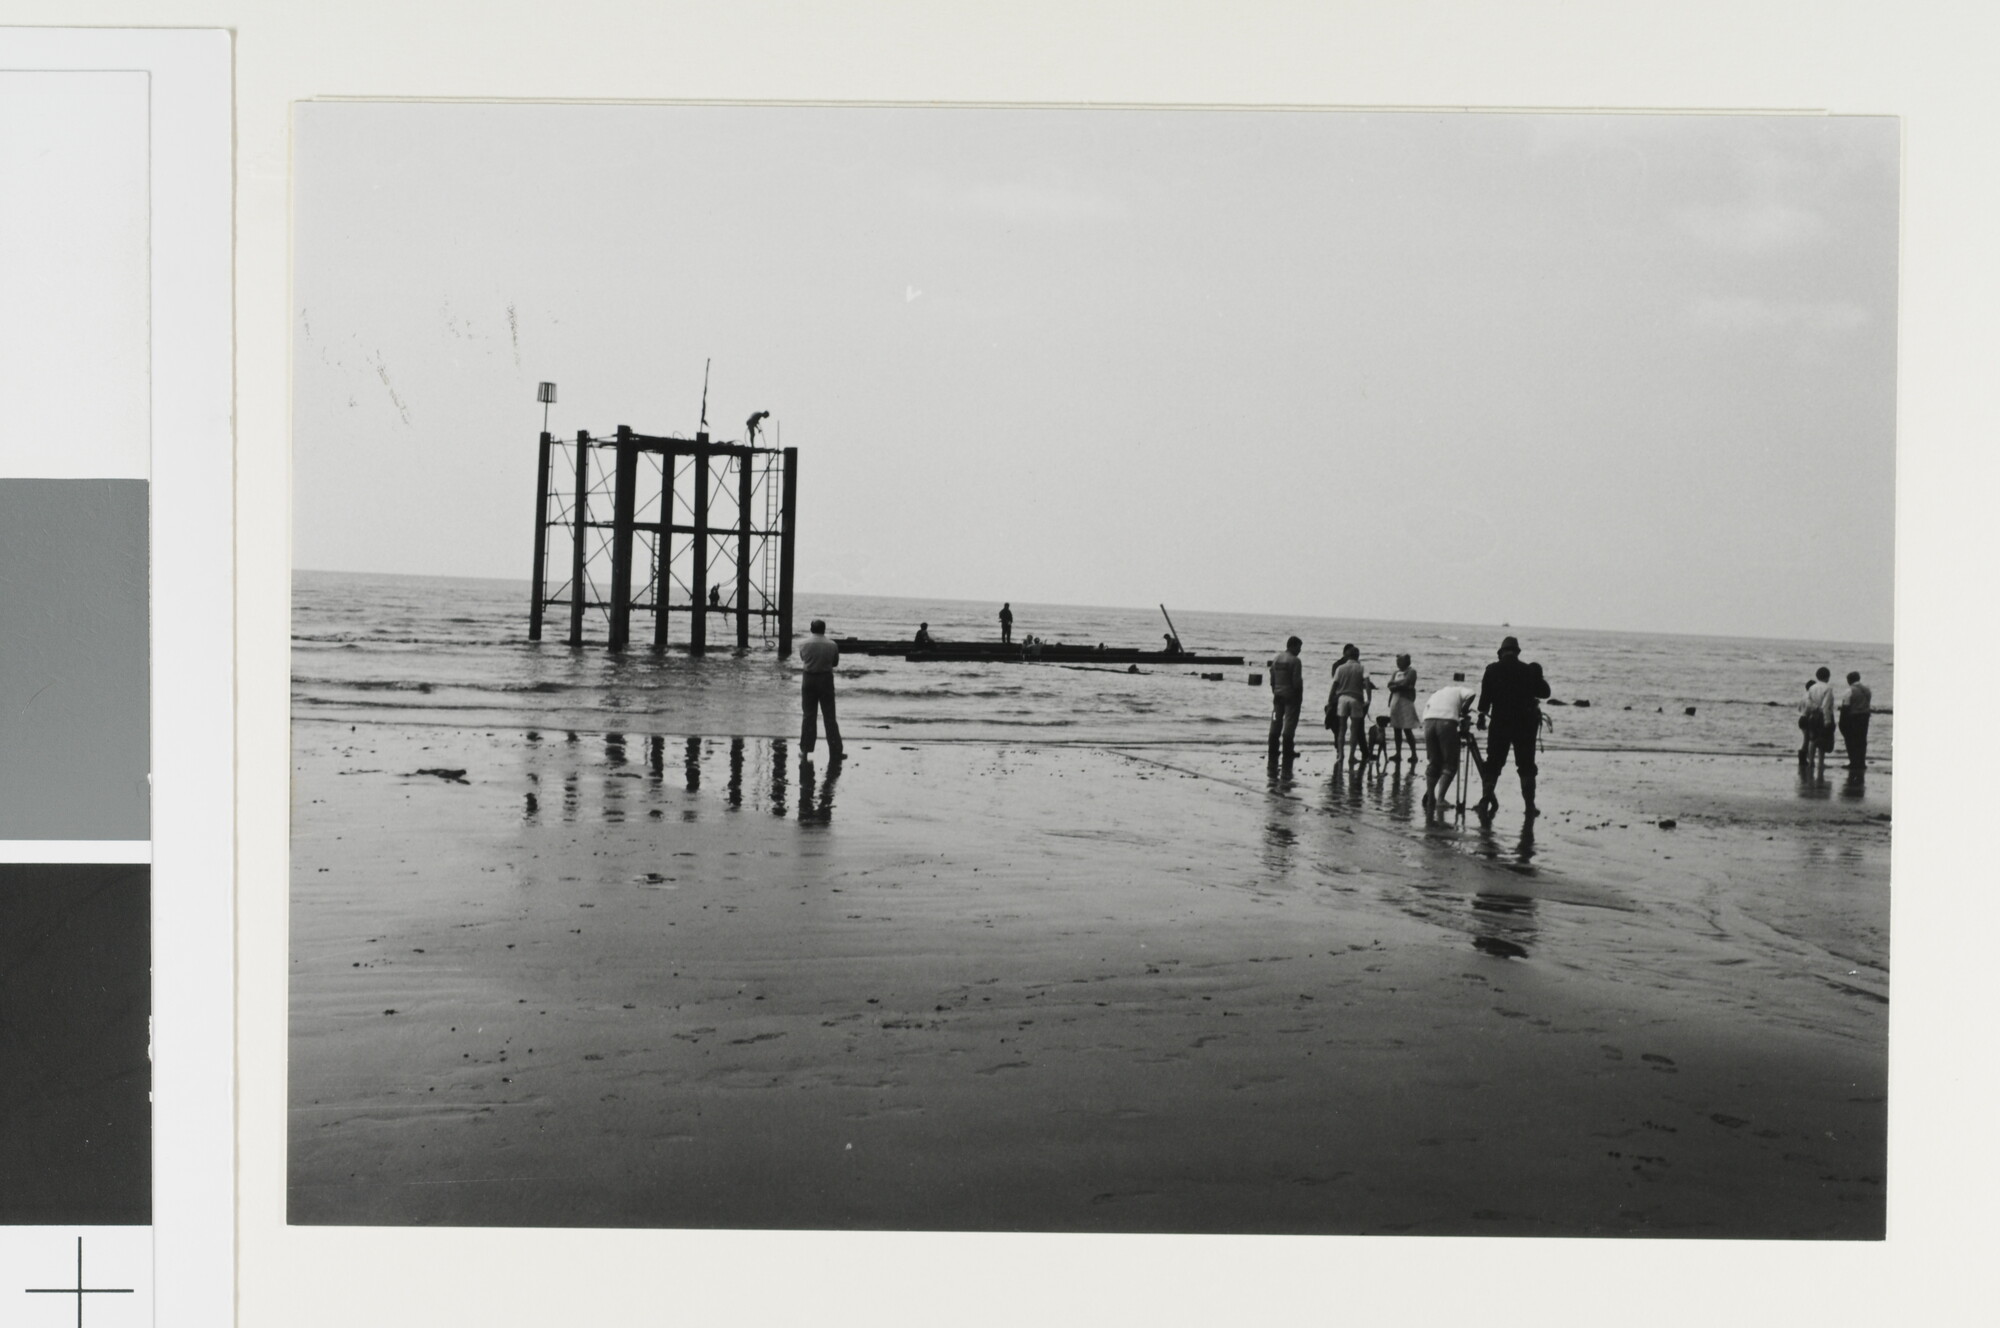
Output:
[1454, 717, 1483, 814]
[1453, 710, 1553, 814]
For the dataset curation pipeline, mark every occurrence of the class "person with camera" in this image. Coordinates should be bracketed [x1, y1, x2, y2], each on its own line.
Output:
[1420, 670, 1481, 813]
[1474, 635, 1551, 817]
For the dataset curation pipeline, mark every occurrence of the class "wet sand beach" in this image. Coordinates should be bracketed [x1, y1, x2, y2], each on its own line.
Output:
[289, 717, 1886, 1236]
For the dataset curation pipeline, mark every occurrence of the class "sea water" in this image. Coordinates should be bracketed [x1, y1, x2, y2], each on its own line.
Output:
[293, 570, 1892, 761]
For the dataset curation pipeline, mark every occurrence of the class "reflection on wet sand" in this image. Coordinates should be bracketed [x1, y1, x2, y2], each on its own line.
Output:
[1261, 762, 1300, 876]
[1471, 816, 1538, 875]
[508, 733, 835, 825]
[1795, 760, 1832, 799]
[1377, 763, 1418, 824]
[1470, 890, 1538, 959]
[797, 757, 841, 825]
[602, 734, 629, 823]
[1459, 818, 1541, 955]
[1324, 762, 1368, 816]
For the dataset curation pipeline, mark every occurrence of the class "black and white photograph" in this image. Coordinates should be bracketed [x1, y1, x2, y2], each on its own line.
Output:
[289, 101, 1894, 1237]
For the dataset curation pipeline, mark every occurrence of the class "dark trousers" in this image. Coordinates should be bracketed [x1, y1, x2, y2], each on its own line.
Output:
[1001, 620, 1012, 643]
[1484, 718, 1538, 779]
[1268, 695, 1302, 756]
[801, 672, 842, 757]
[1839, 712, 1870, 767]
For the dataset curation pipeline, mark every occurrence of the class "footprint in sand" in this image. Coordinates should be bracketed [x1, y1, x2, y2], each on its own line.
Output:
[1642, 1053, 1677, 1072]
[1710, 1113, 1748, 1129]
[975, 1061, 1031, 1076]
[1231, 1074, 1286, 1090]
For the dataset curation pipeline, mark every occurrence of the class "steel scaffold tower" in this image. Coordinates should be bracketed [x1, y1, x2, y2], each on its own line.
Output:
[530, 423, 798, 655]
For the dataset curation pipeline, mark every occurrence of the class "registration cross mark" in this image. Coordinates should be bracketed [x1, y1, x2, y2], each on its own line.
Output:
[24, 1238, 133, 1327]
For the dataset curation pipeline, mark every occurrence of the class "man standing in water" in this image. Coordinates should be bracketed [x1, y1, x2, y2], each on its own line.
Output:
[1803, 666, 1838, 768]
[1475, 635, 1550, 816]
[1327, 644, 1373, 768]
[799, 619, 844, 763]
[998, 602, 1014, 644]
[1268, 635, 1305, 764]
[1839, 670, 1872, 769]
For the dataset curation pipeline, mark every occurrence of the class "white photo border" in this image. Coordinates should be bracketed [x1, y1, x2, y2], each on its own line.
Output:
[0, 26, 234, 1328]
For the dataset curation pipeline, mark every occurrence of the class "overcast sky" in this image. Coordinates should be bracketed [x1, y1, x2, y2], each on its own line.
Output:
[293, 104, 1896, 643]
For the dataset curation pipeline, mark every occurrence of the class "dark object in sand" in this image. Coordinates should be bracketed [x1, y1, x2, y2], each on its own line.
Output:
[1684, 707, 1697, 717]
[1547, 698, 1567, 706]
[1658, 818, 1677, 830]
[1573, 699, 1591, 708]
[1202, 672, 1224, 681]
[411, 767, 470, 784]
[1473, 936, 1529, 960]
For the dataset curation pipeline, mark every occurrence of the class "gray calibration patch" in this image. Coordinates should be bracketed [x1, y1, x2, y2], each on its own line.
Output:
[0, 479, 149, 839]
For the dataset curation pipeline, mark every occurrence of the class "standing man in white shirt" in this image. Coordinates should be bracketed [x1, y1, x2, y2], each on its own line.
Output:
[1267, 635, 1305, 765]
[798, 619, 845, 763]
[1421, 671, 1482, 814]
[1803, 665, 1838, 769]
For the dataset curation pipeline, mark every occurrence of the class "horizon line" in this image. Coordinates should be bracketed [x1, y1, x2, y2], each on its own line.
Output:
[292, 566, 1895, 653]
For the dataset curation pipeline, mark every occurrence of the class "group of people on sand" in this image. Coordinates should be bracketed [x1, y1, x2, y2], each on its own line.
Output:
[1799, 666, 1873, 771]
[1267, 634, 1550, 819]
